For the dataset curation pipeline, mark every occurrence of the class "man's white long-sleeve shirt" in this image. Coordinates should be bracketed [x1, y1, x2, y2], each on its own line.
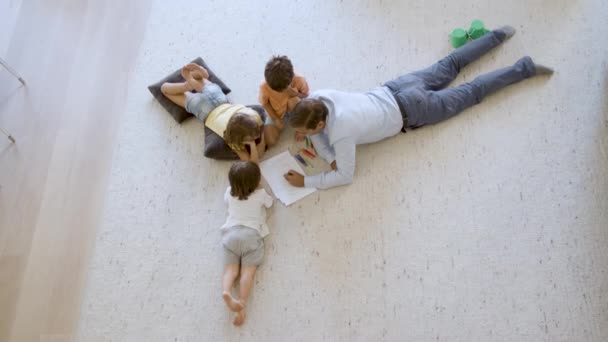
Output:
[304, 87, 403, 189]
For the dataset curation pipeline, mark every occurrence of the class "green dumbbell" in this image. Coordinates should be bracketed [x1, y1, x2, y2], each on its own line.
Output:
[468, 19, 489, 40]
[449, 28, 468, 48]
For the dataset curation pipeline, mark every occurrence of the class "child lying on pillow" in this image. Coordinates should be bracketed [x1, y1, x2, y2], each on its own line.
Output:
[161, 63, 266, 162]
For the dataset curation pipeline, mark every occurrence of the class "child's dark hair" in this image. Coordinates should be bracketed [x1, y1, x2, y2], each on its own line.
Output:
[289, 98, 328, 129]
[264, 55, 294, 91]
[229, 161, 261, 200]
[224, 113, 262, 151]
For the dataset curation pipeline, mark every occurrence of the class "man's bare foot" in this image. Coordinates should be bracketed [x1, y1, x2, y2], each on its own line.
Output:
[233, 310, 246, 326]
[222, 291, 244, 312]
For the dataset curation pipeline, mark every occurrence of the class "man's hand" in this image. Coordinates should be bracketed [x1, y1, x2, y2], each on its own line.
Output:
[275, 119, 284, 130]
[284, 170, 304, 187]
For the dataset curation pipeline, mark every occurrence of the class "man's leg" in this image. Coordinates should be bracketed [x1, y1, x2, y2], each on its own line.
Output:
[412, 26, 516, 90]
[415, 56, 539, 126]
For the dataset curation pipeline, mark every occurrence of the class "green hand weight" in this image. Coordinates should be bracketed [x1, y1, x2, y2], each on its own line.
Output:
[468, 19, 489, 40]
[449, 28, 468, 48]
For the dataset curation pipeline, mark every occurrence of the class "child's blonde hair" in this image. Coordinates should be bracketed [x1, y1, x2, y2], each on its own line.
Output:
[224, 113, 262, 151]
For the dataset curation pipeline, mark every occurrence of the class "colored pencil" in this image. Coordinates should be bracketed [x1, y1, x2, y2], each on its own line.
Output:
[294, 154, 308, 167]
[301, 148, 316, 159]
[300, 153, 314, 168]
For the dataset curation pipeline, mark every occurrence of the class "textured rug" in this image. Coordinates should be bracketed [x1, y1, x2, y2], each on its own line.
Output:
[77, 1, 608, 341]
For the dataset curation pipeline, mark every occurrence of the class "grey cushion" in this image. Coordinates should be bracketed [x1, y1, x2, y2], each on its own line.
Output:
[148, 57, 231, 123]
[204, 105, 267, 160]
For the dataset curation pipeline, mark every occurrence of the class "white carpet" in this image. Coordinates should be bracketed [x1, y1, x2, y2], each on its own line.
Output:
[77, 0, 608, 341]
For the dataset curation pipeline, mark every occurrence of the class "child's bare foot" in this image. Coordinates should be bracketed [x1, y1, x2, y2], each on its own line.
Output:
[191, 71, 204, 81]
[181, 66, 190, 80]
[233, 310, 246, 326]
[222, 291, 244, 312]
[186, 63, 209, 79]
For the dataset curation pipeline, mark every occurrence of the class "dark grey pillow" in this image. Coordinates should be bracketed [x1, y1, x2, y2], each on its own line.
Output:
[148, 57, 231, 123]
[204, 105, 267, 160]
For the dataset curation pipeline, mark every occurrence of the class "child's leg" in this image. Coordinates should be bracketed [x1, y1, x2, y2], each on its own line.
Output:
[160, 82, 190, 108]
[237, 266, 257, 305]
[233, 265, 257, 326]
[411, 26, 515, 90]
[264, 124, 281, 147]
[222, 263, 245, 312]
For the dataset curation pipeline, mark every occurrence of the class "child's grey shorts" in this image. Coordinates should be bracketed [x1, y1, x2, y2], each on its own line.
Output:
[221, 225, 264, 267]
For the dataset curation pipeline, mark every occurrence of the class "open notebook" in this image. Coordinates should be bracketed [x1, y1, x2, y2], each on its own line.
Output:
[259, 151, 316, 206]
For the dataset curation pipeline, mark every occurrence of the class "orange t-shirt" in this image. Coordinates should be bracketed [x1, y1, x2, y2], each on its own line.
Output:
[258, 73, 309, 119]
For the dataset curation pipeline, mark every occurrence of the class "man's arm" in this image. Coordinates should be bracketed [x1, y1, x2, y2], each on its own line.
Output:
[304, 139, 356, 189]
[308, 132, 335, 165]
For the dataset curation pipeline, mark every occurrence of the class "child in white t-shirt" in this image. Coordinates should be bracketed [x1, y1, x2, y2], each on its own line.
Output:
[221, 161, 273, 326]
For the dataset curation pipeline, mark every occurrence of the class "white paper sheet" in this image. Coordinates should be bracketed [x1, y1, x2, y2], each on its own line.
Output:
[259, 151, 317, 206]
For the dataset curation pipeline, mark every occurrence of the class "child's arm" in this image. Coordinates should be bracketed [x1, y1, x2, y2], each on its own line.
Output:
[235, 149, 250, 161]
[246, 141, 259, 163]
[256, 133, 266, 159]
[258, 89, 280, 123]
[224, 187, 231, 204]
[259, 87, 283, 128]
[292, 76, 310, 98]
[262, 190, 274, 208]
[263, 103, 281, 124]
